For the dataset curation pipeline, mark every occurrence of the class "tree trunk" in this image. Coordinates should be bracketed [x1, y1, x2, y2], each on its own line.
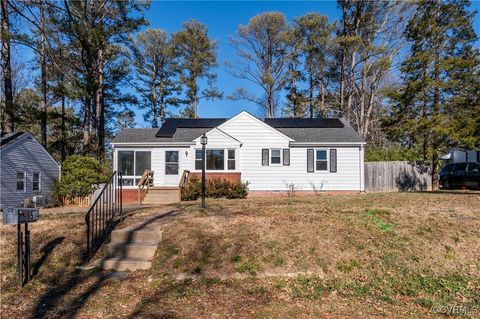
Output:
[358, 56, 367, 137]
[39, 0, 47, 147]
[346, 50, 356, 123]
[319, 81, 325, 118]
[1, 0, 14, 132]
[95, 48, 105, 159]
[160, 96, 166, 125]
[152, 81, 158, 128]
[339, 1, 347, 117]
[308, 61, 314, 118]
[61, 92, 66, 162]
[83, 99, 91, 155]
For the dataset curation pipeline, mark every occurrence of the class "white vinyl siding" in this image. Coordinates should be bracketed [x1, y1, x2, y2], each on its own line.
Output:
[218, 112, 364, 191]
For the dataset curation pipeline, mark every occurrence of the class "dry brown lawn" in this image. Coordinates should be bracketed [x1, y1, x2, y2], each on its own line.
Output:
[1, 192, 479, 318]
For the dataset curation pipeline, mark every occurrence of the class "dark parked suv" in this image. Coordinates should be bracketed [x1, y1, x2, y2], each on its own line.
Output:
[439, 162, 480, 190]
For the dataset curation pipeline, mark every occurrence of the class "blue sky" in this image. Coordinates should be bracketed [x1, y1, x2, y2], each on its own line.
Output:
[139, 0, 342, 126]
[13, 1, 480, 128]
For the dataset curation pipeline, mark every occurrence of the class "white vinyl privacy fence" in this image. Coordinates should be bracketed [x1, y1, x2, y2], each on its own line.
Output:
[365, 161, 432, 192]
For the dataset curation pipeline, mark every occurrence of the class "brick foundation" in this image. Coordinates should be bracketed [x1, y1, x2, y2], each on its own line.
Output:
[190, 172, 241, 182]
[121, 189, 146, 204]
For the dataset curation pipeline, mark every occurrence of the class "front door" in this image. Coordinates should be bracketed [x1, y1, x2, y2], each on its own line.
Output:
[164, 150, 180, 185]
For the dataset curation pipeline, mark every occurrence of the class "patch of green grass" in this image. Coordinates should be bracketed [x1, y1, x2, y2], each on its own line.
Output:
[366, 209, 391, 216]
[236, 262, 257, 276]
[230, 255, 242, 263]
[200, 277, 221, 286]
[172, 258, 184, 269]
[365, 209, 394, 233]
[444, 245, 456, 260]
[290, 275, 330, 300]
[336, 260, 360, 273]
[285, 272, 478, 309]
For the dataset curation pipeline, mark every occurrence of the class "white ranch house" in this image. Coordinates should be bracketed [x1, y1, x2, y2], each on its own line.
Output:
[111, 111, 366, 196]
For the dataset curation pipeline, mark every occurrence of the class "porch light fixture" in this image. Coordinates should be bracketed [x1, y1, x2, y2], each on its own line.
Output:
[200, 134, 208, 146]
[200, 133, 207, 208]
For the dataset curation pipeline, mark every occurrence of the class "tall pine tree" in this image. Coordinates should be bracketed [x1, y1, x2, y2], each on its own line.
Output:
[383, 0, 480, 189]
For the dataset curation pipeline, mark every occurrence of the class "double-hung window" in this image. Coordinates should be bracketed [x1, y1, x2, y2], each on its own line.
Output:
[228, 150, 236, 170]
[33, 172, 41, 191]
[270, 149, 281, 164]
[316, 150, 328, 171]
[16, 172, 26, 192]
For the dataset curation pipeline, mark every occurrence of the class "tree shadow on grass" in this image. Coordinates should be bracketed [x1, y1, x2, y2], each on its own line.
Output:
[128, 280, 191, 319]
[31, 237, 65, 278]
[29, 209, 180, 319]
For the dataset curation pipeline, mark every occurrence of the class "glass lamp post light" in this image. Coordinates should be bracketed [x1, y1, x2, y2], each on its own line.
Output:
[200, 133, 208, 208]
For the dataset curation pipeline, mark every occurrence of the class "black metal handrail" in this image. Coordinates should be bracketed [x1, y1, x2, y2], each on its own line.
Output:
[85, 171, 123, 257]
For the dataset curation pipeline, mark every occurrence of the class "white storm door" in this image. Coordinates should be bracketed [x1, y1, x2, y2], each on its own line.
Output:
[164, 150, 180, 185]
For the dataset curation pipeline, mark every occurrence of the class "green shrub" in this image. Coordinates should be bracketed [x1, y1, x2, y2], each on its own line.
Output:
[181, 176, 201, 201]
[55, 155, 110, 200]
[180, 176, 249, 201]
[365, 147, 422, 162]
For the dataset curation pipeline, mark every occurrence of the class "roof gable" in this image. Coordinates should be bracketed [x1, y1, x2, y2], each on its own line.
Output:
[218, 111, 294, 142]
[193, 127, 242, 146]
[1, 132, 59, 165]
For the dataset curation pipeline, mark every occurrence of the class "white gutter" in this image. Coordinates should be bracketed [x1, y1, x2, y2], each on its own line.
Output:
[111, 142, 195, 148]
[289, 142, 366, 147]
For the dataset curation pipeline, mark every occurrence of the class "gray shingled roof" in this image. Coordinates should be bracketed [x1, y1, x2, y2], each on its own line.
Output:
[111, 118, 364, 144]
[0, 132, 26, 147]
[278, 119, 364, 143]
[112, 128, 211, 144]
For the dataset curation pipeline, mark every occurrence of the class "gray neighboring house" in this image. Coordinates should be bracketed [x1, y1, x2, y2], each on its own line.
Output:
[1, 132, 60, 209]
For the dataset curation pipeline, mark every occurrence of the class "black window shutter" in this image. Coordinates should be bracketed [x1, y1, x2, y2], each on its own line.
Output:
[262, 149, 269, 166]
[307, 149, 314, 172]
[330, 149, 337, 172]
[283, 149, 290, 166]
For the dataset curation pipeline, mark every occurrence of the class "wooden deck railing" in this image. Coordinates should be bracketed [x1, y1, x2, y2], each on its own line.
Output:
[179, 170, 191, 197]
[137, 169, 154, 204]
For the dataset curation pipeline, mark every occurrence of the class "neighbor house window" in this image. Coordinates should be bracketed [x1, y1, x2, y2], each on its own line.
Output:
[270, 149, 281, 164]
[316, 150, 328, 171]
[16, 172, 26, 192]
[33, 172, 41, 191]
[117, 150, 151, 185]
[195, 149, 225, 170]
[228, 149, 236, 170]
[165, 151, 179, 175]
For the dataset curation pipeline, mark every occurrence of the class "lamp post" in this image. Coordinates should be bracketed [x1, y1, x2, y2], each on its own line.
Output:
[200, 133, 208, 208]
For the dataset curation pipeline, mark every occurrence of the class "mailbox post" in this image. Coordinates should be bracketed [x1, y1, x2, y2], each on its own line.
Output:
[3, 207, 39, 286]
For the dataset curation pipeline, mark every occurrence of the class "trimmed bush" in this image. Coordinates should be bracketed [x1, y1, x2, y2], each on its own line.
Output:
[55, 155, 110, 201]
[181, 176, 248, 201]
[365, 147, 422, 162]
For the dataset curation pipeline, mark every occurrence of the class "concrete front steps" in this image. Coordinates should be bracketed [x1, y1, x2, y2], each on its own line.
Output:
[142, 187, 179, 205]
[96, 228, 163, 271]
